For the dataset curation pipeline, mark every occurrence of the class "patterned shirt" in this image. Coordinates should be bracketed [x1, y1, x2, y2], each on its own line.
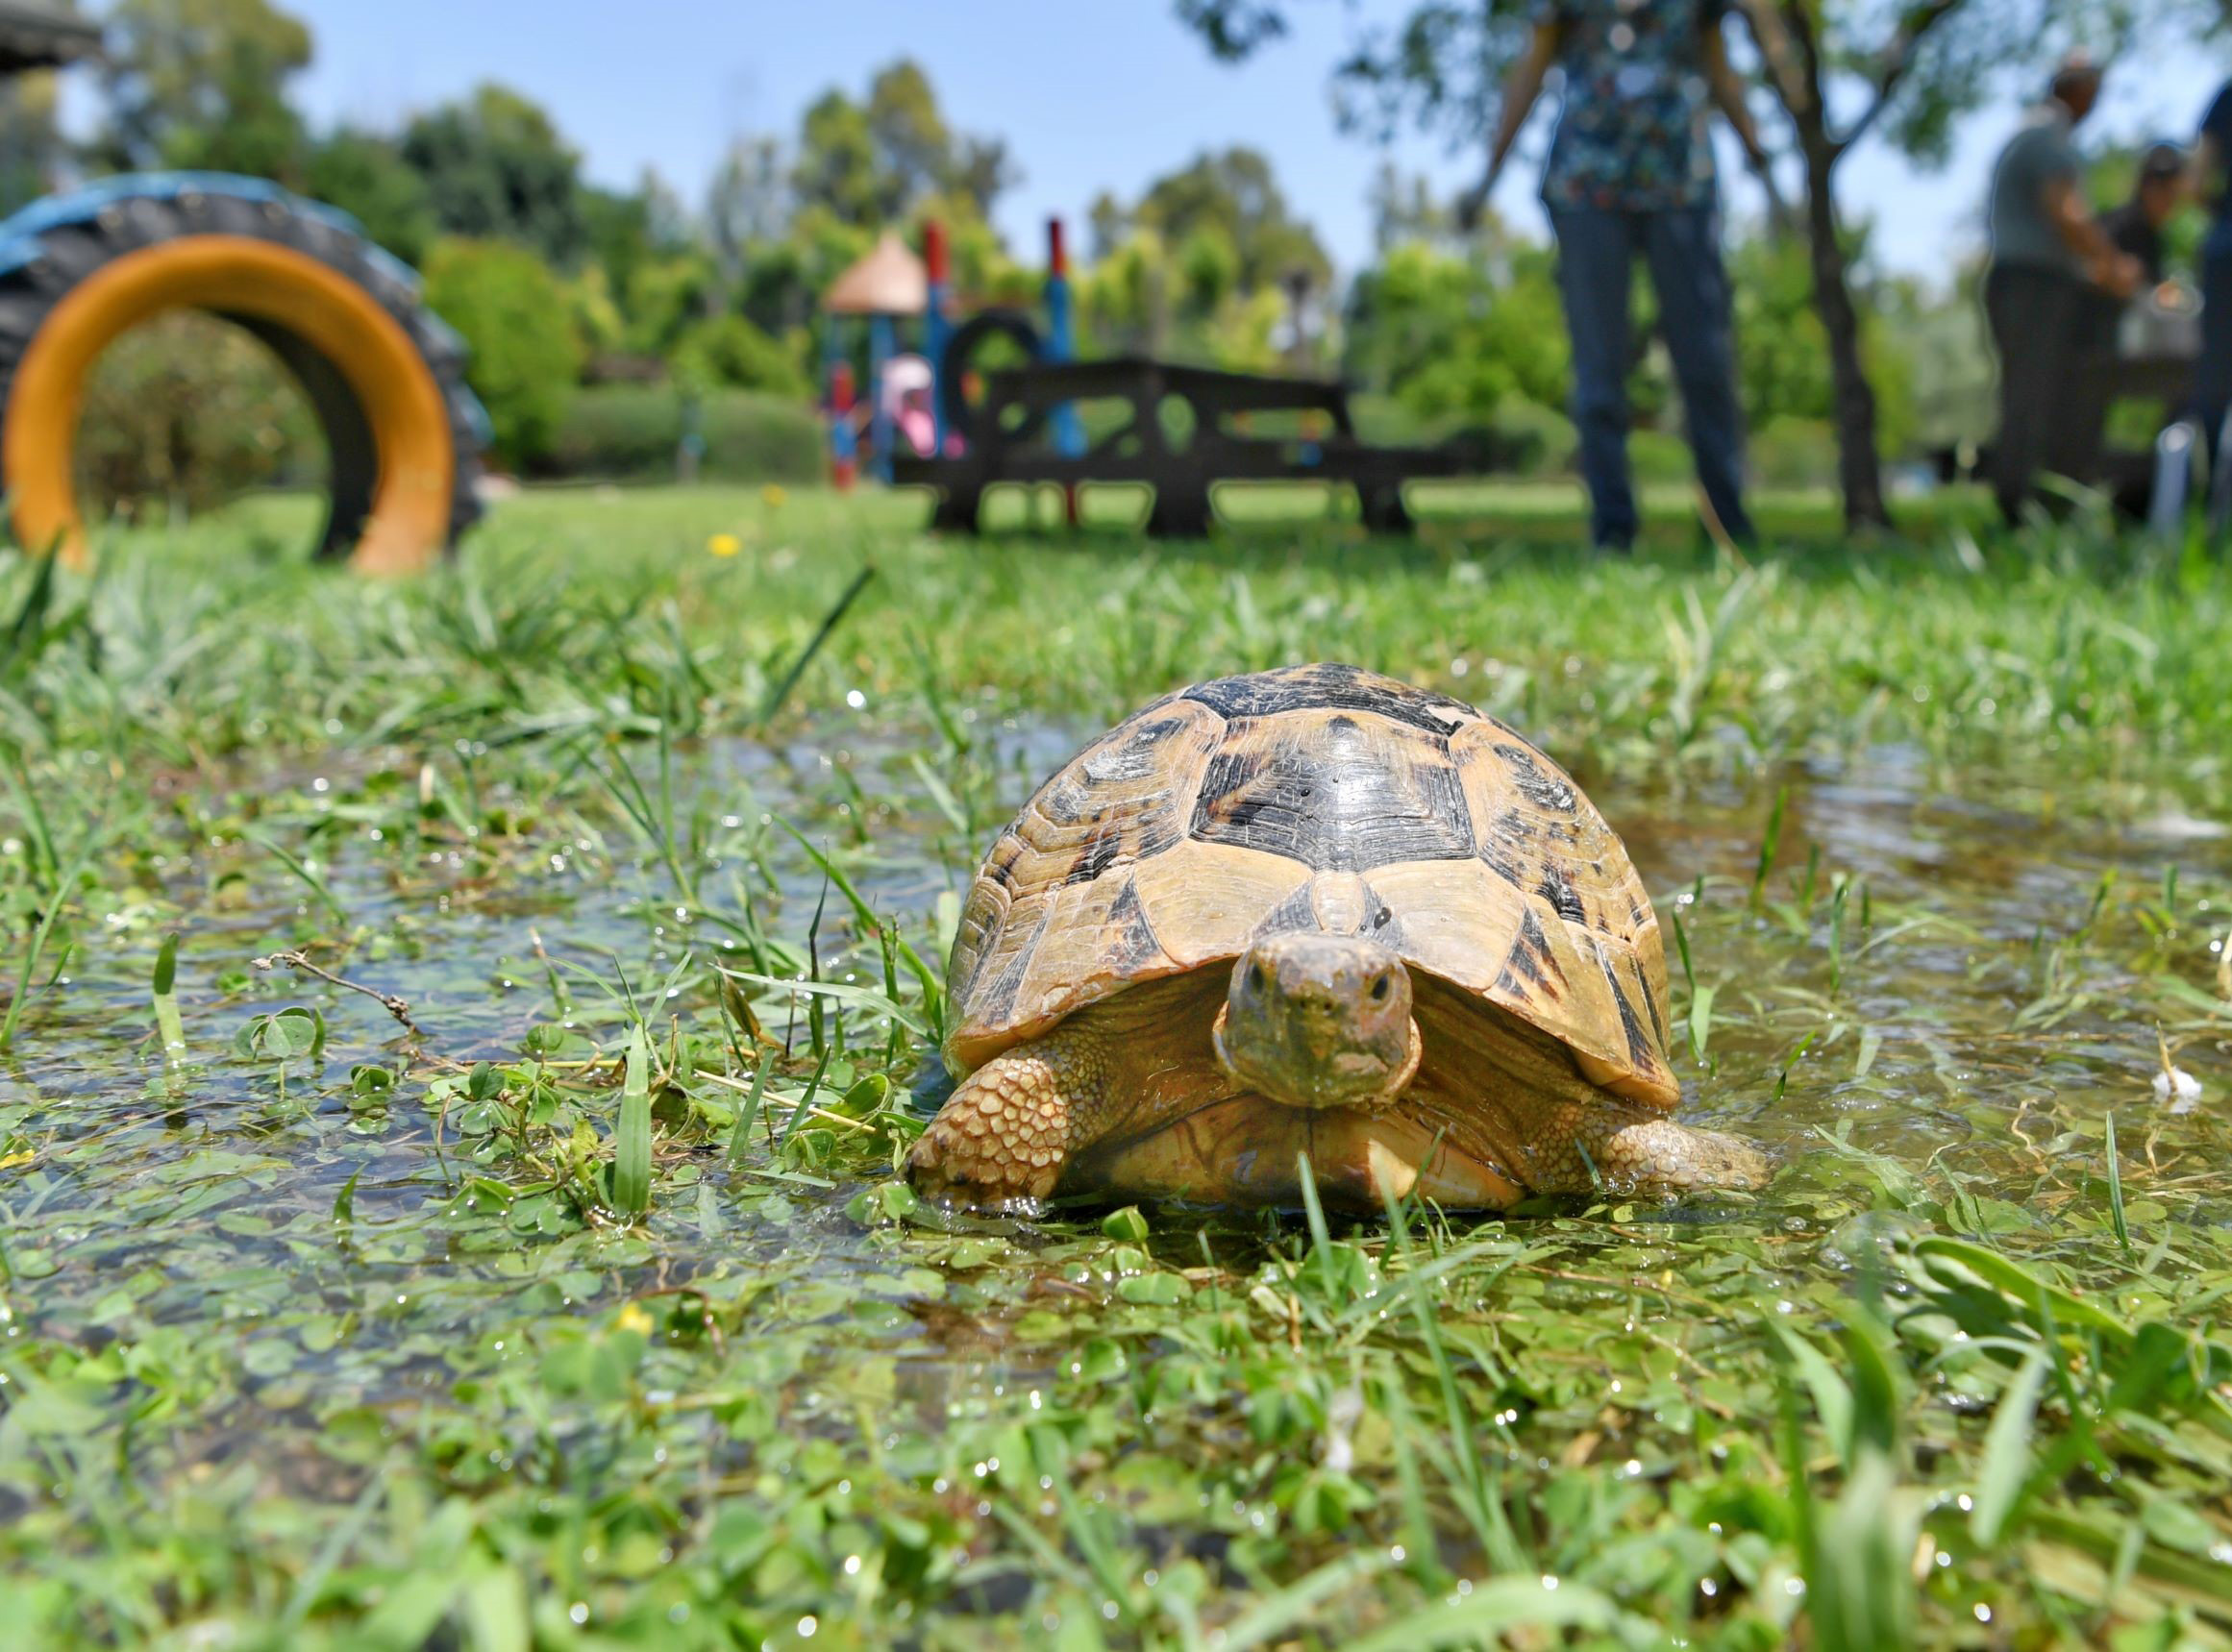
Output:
[1537, 0, 1730, 213]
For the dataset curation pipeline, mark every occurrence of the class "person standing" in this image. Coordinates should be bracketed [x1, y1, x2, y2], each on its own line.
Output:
[2057, 142, 2186, 498]
[1982, 55, 2141, 524]
[2101, 143, 2186, 287]
[1467, 0, 1771, 552]
[2191, 85, 2232, 459]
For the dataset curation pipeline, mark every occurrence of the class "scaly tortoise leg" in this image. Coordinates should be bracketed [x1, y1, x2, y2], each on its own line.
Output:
[1518, 1094, 1771, 1198]
[908, 1022, 1117, 1204]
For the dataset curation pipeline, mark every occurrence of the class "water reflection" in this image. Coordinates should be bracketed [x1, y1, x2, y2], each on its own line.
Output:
[4, 724, 2227, 1431]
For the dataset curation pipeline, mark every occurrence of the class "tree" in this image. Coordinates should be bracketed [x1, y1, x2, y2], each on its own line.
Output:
[0, 70, 66, 215]
[1367, 162, 1451, 257]
[707, 136, 788, 280]
[1134, 147, 1328, 293]
[1345, 240, 1570, 425]
[1734, 1, 2092, 524]
[305, 129, 435, 266]
[1176, 0, 2147, 530]
[420, 238, 582, 465]
[790, 60, 1016, 230]
[1727, 227, 1914, 452]
[863, 60, 953, 210]
[97, 0, 312, 182]
[401, 84, 587, 267]
[76, 312, 320, 519]
[791, 89, 883, 225]
[671, 314, 807, 397]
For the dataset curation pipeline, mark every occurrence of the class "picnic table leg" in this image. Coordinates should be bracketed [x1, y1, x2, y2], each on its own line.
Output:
[930, 481, 985, 534]
[1358, 480, 1414, 535]
[1145, 476, 1215, 537]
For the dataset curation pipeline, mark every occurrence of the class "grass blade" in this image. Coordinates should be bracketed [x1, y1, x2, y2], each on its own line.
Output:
[152, 931, 186, 1060]
[1686, 981, 1716, 1065]
[1215, 1551, 1394, 1651]
[1344, 1577, 1617, 1650]
[0, 831, 95, 1054]
[758, 564, 875, 726]
[1750, 784, 1789, 911]
[244, 829, 350, 926]
[727, 1055, 772, 1165]
[613, 1023, 653, 1215]
[1971, 1347, 2051, 1547]
[2104, 1109, 2130, 1254]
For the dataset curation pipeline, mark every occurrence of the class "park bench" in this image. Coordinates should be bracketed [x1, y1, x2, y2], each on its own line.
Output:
[891, 354, 1488, 536]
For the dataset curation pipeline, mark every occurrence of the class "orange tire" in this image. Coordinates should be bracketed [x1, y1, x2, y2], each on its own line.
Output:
[0, 180, 484, 572]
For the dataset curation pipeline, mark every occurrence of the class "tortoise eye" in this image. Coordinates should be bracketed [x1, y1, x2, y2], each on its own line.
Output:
[1369, 973, 1392, 1002]
[1247, 964, 1267, 995]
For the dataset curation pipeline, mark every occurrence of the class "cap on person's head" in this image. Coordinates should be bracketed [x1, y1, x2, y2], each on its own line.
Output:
[2050, 49, 2103, 102]
[2139, 142, 2188, 184]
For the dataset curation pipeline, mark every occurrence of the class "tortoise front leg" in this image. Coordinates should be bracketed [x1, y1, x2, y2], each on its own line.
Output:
[908, 1023, 1118, 1205]
[1520, 1097, 1771, 1198]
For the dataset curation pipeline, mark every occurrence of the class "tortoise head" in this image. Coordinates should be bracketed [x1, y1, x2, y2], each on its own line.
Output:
[1213, 932, 1422, 1111]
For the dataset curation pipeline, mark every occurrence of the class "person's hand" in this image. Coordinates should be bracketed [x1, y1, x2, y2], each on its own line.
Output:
[1455, 161, 1502, 234]
[2097, 251, 2143, 300]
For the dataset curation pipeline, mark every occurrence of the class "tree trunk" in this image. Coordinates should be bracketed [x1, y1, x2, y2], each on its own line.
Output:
[1794, 143, 1883, 529]
[1799, 141, 1890, 530]
[1759, 0, 1897, 532]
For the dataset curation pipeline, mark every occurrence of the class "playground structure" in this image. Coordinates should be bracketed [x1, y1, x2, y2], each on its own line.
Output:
[0, 8, 485, 574]
[825, 217, 1488, 536]
[822, 232, 932, 486]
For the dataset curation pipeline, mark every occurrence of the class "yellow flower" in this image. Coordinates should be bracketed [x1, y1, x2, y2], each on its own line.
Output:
[615, 1302, 655, 1336]
[760, 484, 787, 509]
[707, 532, 742, 557]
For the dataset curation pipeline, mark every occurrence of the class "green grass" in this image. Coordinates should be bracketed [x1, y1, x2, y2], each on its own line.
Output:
[1, 482, 2229, 1647]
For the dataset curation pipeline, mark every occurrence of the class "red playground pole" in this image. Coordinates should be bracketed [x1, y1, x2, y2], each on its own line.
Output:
[1047, 218, 1082, 528]
[828, 359, 857, 492]
[924, 220, 953, 455]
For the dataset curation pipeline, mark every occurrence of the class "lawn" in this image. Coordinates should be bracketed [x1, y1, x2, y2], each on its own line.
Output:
[1, 481, 2229, 1648]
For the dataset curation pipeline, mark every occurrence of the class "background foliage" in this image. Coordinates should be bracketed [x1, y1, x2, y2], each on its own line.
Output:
[0, 0, 2200, 513]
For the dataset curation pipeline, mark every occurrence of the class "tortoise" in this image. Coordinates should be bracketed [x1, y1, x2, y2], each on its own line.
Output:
[907, 663, 1768, 1210]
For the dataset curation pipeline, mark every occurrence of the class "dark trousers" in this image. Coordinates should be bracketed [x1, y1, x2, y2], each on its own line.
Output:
[1550, 206, 1753, 550]
[2193, 246, 2232, 460]
[1985, 263, 2088, 522]
[2059, 291, 2127, 493]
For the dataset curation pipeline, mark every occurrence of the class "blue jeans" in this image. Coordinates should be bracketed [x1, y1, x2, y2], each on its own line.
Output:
[1550, 206, 1753, 549]
[2194, 244, 2232, 461]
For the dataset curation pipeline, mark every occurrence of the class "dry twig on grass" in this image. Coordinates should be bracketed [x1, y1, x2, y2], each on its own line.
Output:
[252, 949, 423, 1040]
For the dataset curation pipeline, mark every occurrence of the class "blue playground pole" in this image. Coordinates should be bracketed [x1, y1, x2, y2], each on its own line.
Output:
[924, 219, 953, 455]
[868, 310, 896, 484]
[1045, 218, 1086, 459]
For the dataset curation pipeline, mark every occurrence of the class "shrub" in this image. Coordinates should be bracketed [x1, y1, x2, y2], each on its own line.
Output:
[74, 311, 322, 523]
[535, 384, 824, 483]
[1748, 416, 1839, 490]
[420, 237, 582, 467]
[1627, 429, 1694, 486]
[670, 314, 808, 396]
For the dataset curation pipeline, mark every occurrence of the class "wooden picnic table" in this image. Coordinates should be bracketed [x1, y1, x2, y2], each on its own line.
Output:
[892, 355, 1486, 536]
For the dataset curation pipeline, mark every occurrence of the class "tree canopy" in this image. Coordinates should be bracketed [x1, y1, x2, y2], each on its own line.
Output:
[22, 2, 2138, 498]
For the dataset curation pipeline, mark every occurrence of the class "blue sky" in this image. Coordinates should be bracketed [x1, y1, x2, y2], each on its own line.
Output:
[251, 3, 2231, 284]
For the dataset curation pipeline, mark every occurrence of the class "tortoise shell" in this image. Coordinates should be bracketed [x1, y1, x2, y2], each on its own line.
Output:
[944, 663, 1677, 1107]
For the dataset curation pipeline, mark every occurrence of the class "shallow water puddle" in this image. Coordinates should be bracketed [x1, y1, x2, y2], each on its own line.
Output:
[5, 721, 2230, 1640]
[11, 727, 2226, 1326]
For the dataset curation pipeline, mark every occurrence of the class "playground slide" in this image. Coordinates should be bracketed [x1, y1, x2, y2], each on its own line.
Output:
[0, 173, 487, 573]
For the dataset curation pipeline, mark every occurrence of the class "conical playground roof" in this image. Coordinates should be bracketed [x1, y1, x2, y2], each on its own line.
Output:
[824, 233, 927, 317]
[0, 2, 101, 74]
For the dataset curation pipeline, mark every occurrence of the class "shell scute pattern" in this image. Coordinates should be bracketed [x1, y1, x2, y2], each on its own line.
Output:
[945, 665, 1678, 1105]
[1187, 712, 1476, 871]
